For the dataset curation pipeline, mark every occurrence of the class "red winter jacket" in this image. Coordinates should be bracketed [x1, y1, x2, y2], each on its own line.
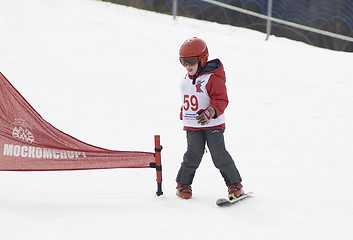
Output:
[181, 59, 229, 131]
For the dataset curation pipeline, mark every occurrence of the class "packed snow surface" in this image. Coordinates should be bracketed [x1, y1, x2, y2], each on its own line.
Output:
[0, 0, 352, 239]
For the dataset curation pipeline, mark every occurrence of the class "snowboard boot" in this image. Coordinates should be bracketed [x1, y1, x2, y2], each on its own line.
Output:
[176, 183, 192, 199]
[228, 182, 244, 201]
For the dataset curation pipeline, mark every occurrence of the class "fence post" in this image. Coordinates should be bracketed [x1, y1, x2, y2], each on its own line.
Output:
[173, 0, 178, 20]
[266, 0, 273, 40]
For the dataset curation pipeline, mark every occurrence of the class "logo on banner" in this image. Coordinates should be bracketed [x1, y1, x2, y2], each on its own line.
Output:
[11, 119, 35, 143]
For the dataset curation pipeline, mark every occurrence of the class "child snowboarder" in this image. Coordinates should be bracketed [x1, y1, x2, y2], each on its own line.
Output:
[176, 37, 244, 200]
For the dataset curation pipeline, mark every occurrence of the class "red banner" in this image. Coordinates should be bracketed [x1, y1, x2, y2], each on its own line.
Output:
[0, 72, 155, 171]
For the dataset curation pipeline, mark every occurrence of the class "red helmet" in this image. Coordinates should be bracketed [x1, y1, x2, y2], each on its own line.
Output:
[179, 37, 209, 68]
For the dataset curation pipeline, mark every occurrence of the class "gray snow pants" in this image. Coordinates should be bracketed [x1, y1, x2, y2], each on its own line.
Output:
[176, 129, 242, 186]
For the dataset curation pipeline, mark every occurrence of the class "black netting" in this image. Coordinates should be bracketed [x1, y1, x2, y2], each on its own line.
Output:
[101, 0, 353, 52]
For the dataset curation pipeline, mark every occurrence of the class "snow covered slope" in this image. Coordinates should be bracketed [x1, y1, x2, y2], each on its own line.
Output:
[0, 0, 352, 239]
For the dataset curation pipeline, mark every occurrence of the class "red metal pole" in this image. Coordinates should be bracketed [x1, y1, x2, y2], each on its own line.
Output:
[154, 135, 163, 196]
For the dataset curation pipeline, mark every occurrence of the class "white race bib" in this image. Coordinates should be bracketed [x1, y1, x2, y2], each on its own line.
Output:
[180, 74, 225, 128]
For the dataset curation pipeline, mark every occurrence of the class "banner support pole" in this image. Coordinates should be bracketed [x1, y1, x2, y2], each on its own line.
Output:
[154, 135, 163, 196]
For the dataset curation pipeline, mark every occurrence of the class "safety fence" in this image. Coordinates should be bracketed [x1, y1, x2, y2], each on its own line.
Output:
[102, 0, 353, 52]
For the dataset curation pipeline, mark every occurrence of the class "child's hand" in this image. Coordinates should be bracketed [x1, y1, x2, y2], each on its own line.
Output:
[196, 107, 215, 125]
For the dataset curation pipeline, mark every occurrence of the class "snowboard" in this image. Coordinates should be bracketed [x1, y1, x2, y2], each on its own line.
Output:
[216, 192, 253, 206]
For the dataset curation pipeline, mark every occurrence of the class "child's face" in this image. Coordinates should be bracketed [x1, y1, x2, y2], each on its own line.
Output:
[184, 62, 198, 76]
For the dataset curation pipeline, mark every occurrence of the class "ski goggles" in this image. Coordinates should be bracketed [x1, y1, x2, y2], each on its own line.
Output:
[179, 57, 199, 66]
